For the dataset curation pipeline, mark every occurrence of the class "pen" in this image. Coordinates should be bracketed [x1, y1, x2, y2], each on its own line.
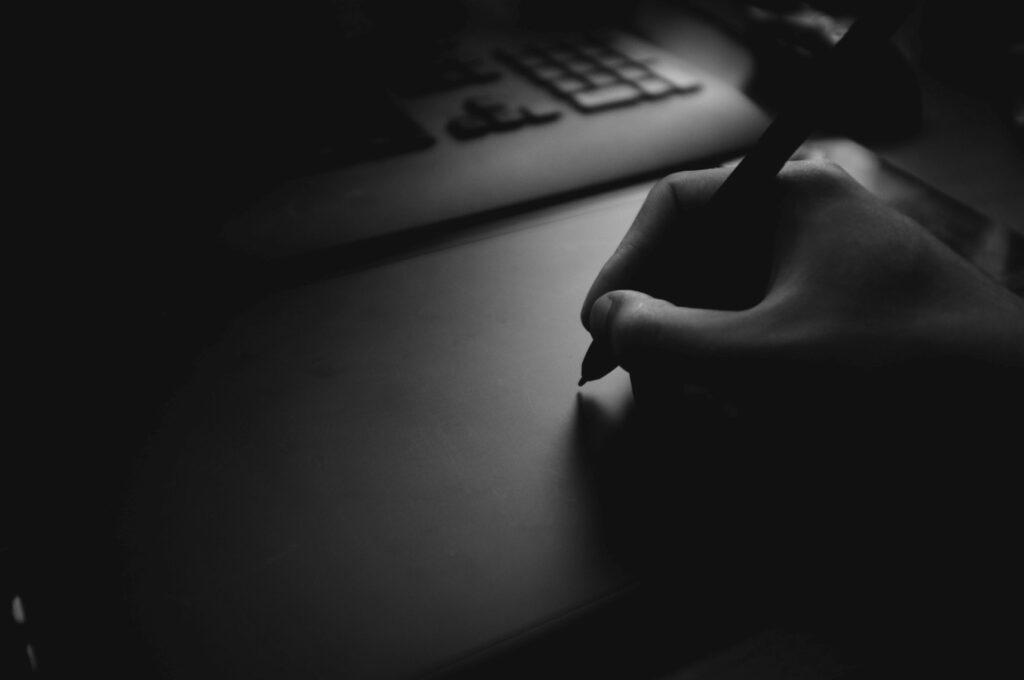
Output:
[578, 0, 918, 386]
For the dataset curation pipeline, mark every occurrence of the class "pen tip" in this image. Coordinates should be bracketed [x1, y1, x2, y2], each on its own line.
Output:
[577, 377, 587, 387]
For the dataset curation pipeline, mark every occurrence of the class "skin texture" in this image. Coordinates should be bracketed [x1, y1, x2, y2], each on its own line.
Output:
[581, 160, 1024, 382]
[577, 160, 1022, 678]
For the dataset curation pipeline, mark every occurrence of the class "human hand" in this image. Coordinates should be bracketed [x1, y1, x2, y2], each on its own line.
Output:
[580, 160, 1024, 397]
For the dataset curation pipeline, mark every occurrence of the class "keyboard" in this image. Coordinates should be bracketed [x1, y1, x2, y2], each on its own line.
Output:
[223, 29, 770, 259]
[432, 33, 704, 138]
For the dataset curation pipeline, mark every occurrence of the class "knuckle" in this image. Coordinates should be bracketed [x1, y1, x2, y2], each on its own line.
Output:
[780, 158, 852, 196]
[657, 166, 731, 204]
[660, 170, 692, 187]
[648, 175, 680, 204]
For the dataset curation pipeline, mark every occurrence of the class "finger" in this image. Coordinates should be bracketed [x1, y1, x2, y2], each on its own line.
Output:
[746, 7, 842, 53]
[588, 289, 778, 371]
[580, 167, 731, 330]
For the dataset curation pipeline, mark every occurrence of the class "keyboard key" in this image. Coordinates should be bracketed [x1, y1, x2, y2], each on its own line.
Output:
[549, 76, 588, 95]
[531, 64, 569, 81]
[584, 71, 620, 88]
[464, 95, 505, 115]
[447, 114, 491, 139]
[563, 57, 599, 75]
[644, 61, 701, 92]
[521, 102, 563, 124]
[571, 84, 642, 111]
[634, 77, 675, 98]
[462, 96, 527, 130]
[611, 64, 651, 82]
[594, 54, 634, 70]
[485, 105, 527, 131]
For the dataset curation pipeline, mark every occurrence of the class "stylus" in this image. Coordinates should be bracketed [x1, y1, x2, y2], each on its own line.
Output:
[579, 0, 918, 386]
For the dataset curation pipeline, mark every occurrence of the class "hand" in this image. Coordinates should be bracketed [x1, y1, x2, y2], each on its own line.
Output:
[581, 160, 1024, 393]
[578, 161, 1022, 642]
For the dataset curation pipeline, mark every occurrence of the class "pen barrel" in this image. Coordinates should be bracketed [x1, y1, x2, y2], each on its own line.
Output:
[669, 0, 920, 312]
[580, 0, 920, 383]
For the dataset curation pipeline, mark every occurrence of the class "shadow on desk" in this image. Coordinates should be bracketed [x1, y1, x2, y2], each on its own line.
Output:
[436, 355, 1021, 679]
[13, 134, 1021, 679]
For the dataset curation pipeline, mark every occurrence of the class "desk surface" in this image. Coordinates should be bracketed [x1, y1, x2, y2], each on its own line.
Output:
[16, 4, 1024, 679]
[124, 189, 646, 679]
[120, 136, 1021, 679]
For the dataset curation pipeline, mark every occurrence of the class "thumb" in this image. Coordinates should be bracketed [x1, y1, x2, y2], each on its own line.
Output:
[588, 290, 767, 371]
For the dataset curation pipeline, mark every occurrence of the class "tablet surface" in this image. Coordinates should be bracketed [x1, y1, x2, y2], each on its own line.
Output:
[125, 186, 650, 679]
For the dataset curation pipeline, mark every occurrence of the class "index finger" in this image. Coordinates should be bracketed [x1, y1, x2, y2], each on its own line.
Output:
[580, 166, 731, 330]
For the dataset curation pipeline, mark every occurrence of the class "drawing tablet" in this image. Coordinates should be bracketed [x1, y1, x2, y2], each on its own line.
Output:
[121, 140, 1021, 678]
[124, 186, 654, 679]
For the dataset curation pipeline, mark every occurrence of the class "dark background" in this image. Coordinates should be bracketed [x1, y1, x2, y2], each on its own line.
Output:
[7, 1, 1022, 677]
